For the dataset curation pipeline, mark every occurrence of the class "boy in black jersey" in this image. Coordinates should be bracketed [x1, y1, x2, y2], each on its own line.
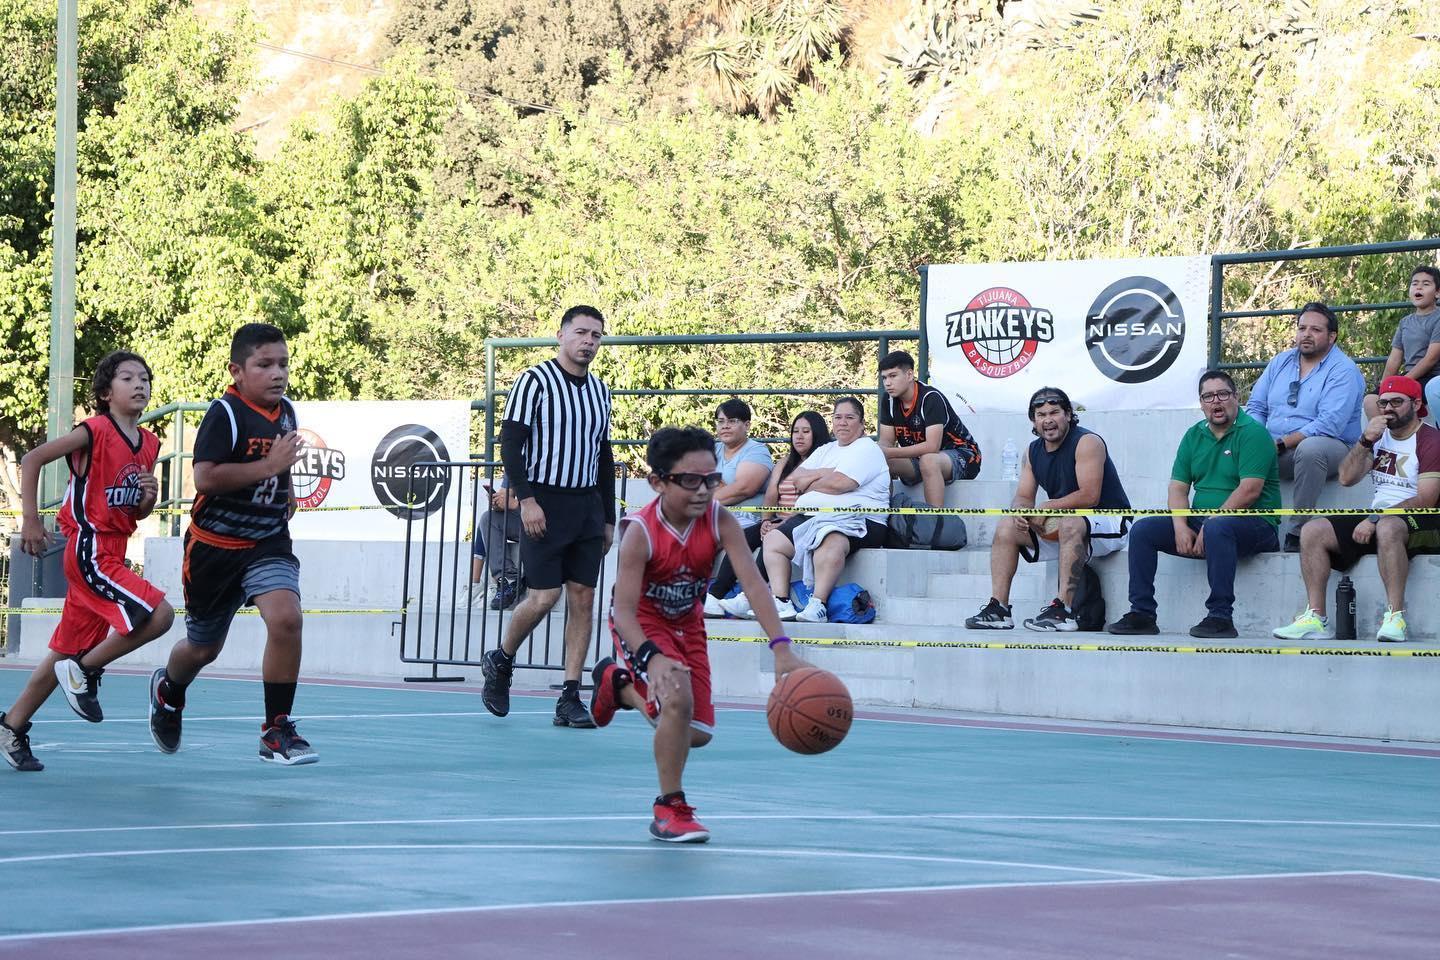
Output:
[148, 324, 315, 764]
[877, 350, 981, 507]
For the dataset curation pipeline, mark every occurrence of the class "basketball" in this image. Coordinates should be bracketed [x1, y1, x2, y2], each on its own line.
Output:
[767, 667, 853, 755]
[1040, 516, 1062, 541]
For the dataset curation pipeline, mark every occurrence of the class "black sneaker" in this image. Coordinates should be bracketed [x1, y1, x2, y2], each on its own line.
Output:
[480, 648, 514, 717]
[1023, 598, 1079, 632]
[1107, 612, 1159, 635]
[965, 597, 1014, 630]
[1189, 616, 1238, 639]
[54, 656, 104, 723]
[489, 578, 521, 611]
[259, 715, 319, 765]
[0, 712, 43, 772]
[148, 668, 183, 754]
[554, 691, 597, 729]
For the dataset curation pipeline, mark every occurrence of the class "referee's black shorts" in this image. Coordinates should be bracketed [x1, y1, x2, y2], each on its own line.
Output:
[521, 486, 607, 589]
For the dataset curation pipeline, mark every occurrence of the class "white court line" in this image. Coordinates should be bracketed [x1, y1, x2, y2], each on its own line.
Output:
[29, 711, 551, 725]
[2, 813, 1434, 838]
[0, 842, 1165, 880]
[0, 870, 1420, 945]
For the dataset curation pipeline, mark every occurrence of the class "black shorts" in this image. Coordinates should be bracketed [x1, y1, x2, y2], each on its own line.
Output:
[776, 514, 890, 555]
[1324, 513, 1440, 571]
[182, 531, 300, 644]
[520, 486, 606, 589]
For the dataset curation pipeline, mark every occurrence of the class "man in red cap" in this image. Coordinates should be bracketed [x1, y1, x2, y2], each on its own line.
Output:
[1273, 375, 1440, 643]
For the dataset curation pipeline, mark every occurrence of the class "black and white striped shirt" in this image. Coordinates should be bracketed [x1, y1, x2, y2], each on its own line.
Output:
[504, 358, 612, 489]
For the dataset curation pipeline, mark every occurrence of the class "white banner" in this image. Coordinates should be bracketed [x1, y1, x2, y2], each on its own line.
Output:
[287, 401, 472, 540]
[924, 255, 1211, 412]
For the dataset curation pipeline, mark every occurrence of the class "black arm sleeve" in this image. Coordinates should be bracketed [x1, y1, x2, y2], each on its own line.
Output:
[598, 440, 617, 525]
[499, 421, 533, 501]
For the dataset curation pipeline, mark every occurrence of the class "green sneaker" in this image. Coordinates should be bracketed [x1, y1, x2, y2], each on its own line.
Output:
[1272, 608, 1334, 641]
[1376, 608, 1408, 643]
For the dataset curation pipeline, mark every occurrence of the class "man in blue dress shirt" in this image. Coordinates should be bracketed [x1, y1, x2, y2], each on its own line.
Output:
[1245, 301, 1365, 551]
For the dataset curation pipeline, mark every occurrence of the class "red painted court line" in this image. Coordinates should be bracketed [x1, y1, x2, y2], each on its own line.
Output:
[1, 873, 1435, 960]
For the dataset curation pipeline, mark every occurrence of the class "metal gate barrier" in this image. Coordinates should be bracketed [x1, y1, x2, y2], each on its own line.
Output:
[397, 461, 628, 683]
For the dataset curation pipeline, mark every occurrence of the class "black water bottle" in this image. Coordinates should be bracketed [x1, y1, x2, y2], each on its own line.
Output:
[1334, 576, 1356, 640]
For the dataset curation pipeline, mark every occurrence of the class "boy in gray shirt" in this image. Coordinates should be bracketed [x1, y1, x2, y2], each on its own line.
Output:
[1366, 265, 1440, 422]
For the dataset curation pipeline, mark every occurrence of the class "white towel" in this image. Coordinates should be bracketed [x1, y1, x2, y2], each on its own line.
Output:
[789, 513, 870, 589]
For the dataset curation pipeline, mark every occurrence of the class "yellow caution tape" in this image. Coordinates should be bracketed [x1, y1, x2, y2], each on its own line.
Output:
[707, 634, 1440, 657]
[622, 502, 1440, 517]
[0, 607, 402, 616]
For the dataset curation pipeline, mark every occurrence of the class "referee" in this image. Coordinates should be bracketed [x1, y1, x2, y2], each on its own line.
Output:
[481, 305, 616, 728]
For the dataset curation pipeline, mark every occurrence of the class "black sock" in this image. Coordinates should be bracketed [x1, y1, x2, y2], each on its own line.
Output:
[160, 671, 187, 710]
[263, 681, 297, 728]
[774, 594, 788, 602]
[497, 647, 515, 664]
[656, 790, 685, 806]
[562, 679, 580, 697]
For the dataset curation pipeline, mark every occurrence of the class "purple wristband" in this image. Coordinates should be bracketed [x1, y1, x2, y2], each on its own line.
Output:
[768, 635, 792, 649]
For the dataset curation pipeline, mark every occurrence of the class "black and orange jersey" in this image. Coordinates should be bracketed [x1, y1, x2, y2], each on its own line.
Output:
[880, 382, 982, 463]
[189, 386, 297, 549]
[56, 414, 160, 540]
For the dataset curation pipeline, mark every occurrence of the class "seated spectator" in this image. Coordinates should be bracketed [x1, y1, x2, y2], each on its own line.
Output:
[469, 475, 523, 610]
[1364, 266, 1440, 423]
[705, 410, 830, 616]
[1108, 370, 1280, 639]
[720, 397, 889, 623]
[712, 397, 772, 528]
[878, 350, 981, 507]
[1274, 376, 1440, 643]
[966, 387, 1131, 632]
[1245, 301, 1365, 551]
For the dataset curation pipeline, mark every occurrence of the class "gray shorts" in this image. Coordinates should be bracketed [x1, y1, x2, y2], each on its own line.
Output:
[184, 554, 301, 646]
[900, 447, 976, 487]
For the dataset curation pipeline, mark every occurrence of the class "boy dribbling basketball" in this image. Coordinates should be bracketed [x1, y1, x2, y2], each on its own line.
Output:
[1, 351, 175, 772]
[147, 323, 316, 764]
[592, 427, 804, 843]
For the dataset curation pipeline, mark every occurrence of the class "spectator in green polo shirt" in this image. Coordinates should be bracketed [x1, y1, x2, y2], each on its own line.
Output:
[1109, 369, 1280, 639]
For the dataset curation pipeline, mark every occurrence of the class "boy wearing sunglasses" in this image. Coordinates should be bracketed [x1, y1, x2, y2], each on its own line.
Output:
[591, 427, 804, 843]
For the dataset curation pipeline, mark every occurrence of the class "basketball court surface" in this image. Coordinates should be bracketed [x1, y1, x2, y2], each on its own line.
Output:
[1, 663, 1436, 958]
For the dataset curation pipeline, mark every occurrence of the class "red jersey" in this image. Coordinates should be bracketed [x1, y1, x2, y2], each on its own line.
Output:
[618, 498, 721, 629]
[57, 413, 160, 539]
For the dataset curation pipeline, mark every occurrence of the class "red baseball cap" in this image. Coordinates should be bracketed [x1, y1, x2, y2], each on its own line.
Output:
[1378, 375, 1427, 417]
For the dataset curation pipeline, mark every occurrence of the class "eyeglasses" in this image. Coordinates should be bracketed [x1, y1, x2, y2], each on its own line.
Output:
[1199, 390, 1235, 404]
[1376, 396, 1411, 410]
[714, 417, 745, 427]
[1287, 380, 1301, 406]
[659, 471, 723, 491]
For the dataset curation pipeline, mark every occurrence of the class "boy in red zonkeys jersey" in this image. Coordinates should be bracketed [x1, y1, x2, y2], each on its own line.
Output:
[591, 426, 804, 843]
[1, 351, 175, 772]
[147, 323, 313, 764]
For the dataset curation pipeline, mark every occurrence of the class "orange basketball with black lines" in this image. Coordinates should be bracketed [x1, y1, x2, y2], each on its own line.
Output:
[767, 667, 853, 755]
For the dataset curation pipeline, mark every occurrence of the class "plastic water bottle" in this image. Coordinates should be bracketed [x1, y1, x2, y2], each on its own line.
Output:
[1001, 438, 1019, 481]
[1334, 576, 1356, 640]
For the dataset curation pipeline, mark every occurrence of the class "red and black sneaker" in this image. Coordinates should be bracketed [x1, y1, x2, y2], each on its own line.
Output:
[589, 657, 633, 728]
[650, 792, 710, 843]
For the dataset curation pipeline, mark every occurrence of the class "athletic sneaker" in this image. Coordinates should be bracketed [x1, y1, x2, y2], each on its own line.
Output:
[554, 690, 597, 729]
[54, 656, 104, 723]
[965, 597, 1013, 630]
[148, 668, 183, 754]
[489, 578, 521, 611]
[795, 597, 827, 623]
[0, 713, 43, 772]
[773, 598, 799, 621]
[650, 794, 711, 843]
[589, 657, 633, 728]
[1023, 599, 1078, 632]
[480, 648, 514, 717]
[259, 715, 318, 765]
[1272, 608, 1334, 641]
[1107, 611, 1159, 635]
[702, 594, 725, 618]
[717, 593, 756, 619]
[1189, 616, 1238, 639]
[1377, 608, 1408, 643]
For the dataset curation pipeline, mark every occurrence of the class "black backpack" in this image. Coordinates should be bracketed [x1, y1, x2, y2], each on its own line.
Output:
[887, 490, 967, 551]
[1071, 563, 1106, 631]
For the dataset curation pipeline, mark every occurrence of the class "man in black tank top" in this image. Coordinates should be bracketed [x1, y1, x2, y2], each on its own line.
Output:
[966, 387, 1131, 632]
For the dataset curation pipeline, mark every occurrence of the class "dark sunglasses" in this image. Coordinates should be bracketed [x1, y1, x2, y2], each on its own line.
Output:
[659, 471, 723, 491]
[1029, 392, 1067, 411]
[1288, 380, 1301, 406]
